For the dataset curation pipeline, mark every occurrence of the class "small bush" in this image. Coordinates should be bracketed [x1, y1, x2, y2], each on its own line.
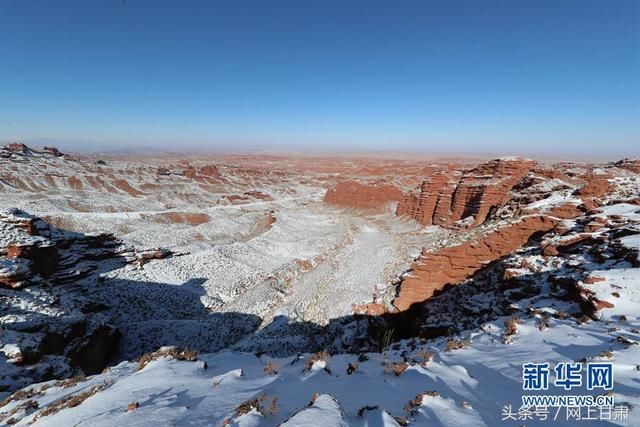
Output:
[138, 347, 199, 370]
[263, 362, 279, 375]
[383, 361, 409, 377]
[504, 316, 521, 336]
[308, 393, 319, 406]
[412, 350, 433, 367]
[445, 339, 465, 352]
[600, 350, 613, 359]
[538, 314, 551, 331]
[33, 381, 113, 421]
[303, 350, 330, 372]
[346, 363, 359, 375]
[0, 400, 39, 424]
[0, 388, 41, 409]
[55, 374, 86, 389]
[265, 397, 278, 416]
[404, 391, 439, 415]
[235, 394, 267, 417]
[394, 415, 410, 426]
[234, 393, 278, 417]
[553, 311, 569, 320]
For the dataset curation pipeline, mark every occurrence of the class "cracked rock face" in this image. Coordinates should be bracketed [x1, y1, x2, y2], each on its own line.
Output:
[396, 158, 537, 228]
[0, 208, 155, 390]
[393, 214, 562, 311]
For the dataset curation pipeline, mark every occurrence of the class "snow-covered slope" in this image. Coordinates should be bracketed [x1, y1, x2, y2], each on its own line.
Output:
[1, 314, 638, 426]
[2, 145, 640, 426]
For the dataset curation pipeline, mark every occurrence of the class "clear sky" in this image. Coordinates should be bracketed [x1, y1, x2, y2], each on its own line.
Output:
[0, 0, 638, 156]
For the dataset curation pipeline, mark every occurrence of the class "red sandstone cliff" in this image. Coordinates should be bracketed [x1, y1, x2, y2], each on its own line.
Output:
[392, 213, 561, 311]
[396, 158, 536, 229]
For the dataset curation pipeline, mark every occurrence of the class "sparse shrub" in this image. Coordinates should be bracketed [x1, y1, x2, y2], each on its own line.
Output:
[404, 391, 440, 415]
[412, 350, 433, 367]
[600, 350, 613, 359]
[265, 397, 278, 416]
[0, 400, 39, 424]
[576, 314, 592, 324]
[263, 362, 279, 375]
[445, 339, 465, 352]
[137, 347, 199, 370]
[538, 314, 551, 331]
[235, 394, 267, 417]
[504, 316, 521, 337]
[33, 381, 113, 421]
[394, 415, 409, 426]
[309, 393, 319, 406]
[0, 388, 40, 409]
[346, 363, 359, 375]
[55, 374, 86, 389]
[383, 361, 409, 377]
[303, 350, 330, 372]
[234, 393, 278, 417]
[553, 311, 569, 320]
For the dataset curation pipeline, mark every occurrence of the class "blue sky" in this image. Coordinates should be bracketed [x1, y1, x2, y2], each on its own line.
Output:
[0, 0, 638, 155]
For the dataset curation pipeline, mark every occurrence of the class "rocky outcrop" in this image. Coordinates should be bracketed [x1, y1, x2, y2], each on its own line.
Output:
[396, 171, 458, 225]
[182, 164, 222, 181]
[393, 214, 562, 311]
[1, 210, 57, 288]
[615, 158, 640, 174]
[42, 146, 64, 157]
[574, 175, 612, 198]
[396, 158, 536, 228]
[199, 165, 220, 177]
[324, 180, 403, 209]
[0, 209, 178, 390]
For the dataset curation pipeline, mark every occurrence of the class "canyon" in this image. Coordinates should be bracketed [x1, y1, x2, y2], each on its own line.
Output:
[1, 144, 639, 426]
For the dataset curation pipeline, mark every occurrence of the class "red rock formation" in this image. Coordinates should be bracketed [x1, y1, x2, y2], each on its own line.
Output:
[396, 171, 458, 225]
[67, 176, 84, 190]
[42, 146, 64, 157]
[450, 158, 536, 227]
[324, 180, 403, 209]
[396, 158, 536, 228]
[574, 175, 612, 198]
[546, 203, 584, 219]
[393, 213, 563, 311]
[112, 179, 145, 196]
[7, 142, 28, 152]
[135, 247, 173, 266]
[615, 158, 640, 174]
[6, 243, 59, 277]
[199, 165, 220, 177]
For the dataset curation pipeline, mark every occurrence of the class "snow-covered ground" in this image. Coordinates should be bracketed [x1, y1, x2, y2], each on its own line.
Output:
[2, 314, 638, 426]
[2, 148, 640, 426]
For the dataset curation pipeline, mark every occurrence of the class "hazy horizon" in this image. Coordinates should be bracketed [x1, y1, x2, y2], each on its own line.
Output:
[1, 0, 638, 155]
